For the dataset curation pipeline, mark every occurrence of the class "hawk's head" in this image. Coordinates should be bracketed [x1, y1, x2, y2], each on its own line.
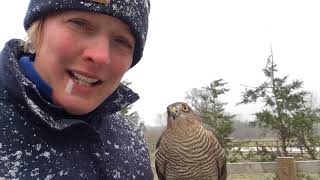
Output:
[167, 102, 192, 120]
[166, 102, 199, 127]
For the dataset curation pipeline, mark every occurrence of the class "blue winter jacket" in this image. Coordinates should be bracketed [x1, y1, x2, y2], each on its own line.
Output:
[0, 39, 154, 180]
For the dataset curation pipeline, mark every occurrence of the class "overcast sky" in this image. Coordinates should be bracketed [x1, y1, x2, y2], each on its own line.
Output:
[1, 0, 320, 126]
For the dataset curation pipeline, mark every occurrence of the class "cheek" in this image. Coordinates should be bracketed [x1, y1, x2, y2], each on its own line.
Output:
[111, 60, 131, 78]
[103, 64, 129, 89]
[107, 67, 126, 83]
[114, 54, 133, 72]
[42, 27, 79, 60]
[53, 35, 79, 60]
[108, 52, 132, 75]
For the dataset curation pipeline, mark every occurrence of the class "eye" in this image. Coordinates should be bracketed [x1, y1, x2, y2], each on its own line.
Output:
[68, 18, 92, 30]
[113, 36, 134, 51]
[181, 105, 189, 112]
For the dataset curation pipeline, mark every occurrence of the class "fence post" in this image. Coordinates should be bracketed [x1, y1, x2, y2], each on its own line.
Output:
[277, 157, 297, 180]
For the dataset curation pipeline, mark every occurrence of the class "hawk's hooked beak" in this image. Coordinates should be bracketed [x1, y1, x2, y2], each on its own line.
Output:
[167, 106, 178, 120]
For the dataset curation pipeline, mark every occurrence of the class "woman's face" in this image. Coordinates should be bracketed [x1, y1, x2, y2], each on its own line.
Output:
[34, 11, 134, 115]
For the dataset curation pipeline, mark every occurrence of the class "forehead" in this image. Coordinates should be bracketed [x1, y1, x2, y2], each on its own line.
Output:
[54, 10, 132, 32]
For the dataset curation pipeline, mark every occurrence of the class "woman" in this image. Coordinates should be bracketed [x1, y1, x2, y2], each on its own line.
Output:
[0, 0, 153, 179]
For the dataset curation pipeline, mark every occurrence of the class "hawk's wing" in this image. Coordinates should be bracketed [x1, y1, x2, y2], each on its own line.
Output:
[217, 156, 227, 180]
[155, 132, 166, 180]
[202, 123, 224, 147]
[203, 123, 227, 180]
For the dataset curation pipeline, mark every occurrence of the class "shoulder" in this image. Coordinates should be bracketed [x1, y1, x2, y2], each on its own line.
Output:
[100, 113, 154, 178]
[104, 112, 146, 145]
[99, 107, 150, 157]
[106, 112, 150, 159]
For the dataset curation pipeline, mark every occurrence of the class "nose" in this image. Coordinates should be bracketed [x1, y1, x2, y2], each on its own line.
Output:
[82, 39, 111, 65]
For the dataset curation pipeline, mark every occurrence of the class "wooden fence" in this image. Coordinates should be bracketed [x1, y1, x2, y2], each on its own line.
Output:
[228, 157, 320, 180]
[152, 158, 320, 180]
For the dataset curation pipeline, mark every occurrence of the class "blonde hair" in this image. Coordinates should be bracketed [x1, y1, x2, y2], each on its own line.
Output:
[24, 19, 44, 53]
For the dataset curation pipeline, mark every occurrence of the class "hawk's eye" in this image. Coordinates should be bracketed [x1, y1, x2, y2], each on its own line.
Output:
[181, 105, 189, 112]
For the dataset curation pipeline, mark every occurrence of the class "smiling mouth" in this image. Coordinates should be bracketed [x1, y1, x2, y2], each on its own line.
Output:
[68, 71, 102, 86]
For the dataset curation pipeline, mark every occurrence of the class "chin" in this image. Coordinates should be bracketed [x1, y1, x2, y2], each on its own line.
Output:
[64, 105, 96, 115]
[53, 96, 98, 115]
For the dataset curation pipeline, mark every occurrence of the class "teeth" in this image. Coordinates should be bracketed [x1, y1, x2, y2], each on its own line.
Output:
[76, 79, 90, 86]
[72, 72, 99, 84]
